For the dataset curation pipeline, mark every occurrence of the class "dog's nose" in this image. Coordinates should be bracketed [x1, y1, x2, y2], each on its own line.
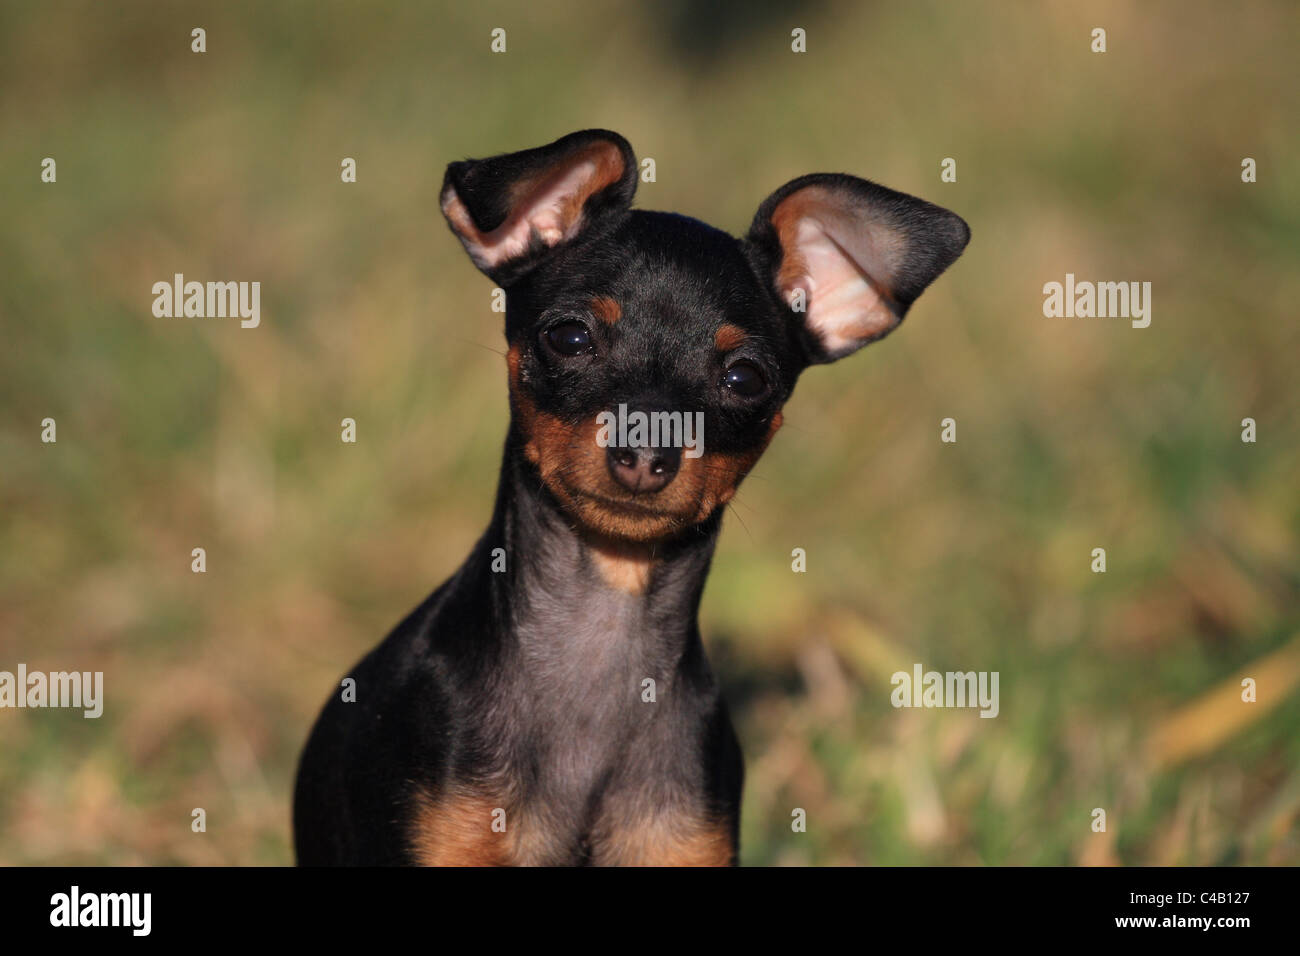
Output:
[606, 444, 681, 494]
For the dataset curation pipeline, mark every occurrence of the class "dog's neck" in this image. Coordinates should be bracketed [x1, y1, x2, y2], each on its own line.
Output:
[439, 442, 727, 828]
[472, 443, 721, 664]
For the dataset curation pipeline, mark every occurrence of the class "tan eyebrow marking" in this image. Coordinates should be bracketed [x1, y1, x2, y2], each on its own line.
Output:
[715, 324, 747, 351]
[590, 296, 622, 325]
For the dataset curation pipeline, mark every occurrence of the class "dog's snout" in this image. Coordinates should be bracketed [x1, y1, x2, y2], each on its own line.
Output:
[606, 443, 681, 494]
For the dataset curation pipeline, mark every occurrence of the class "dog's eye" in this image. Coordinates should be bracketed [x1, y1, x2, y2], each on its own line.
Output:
[542, 321, 593, 357]
[722, 360, 766, 397]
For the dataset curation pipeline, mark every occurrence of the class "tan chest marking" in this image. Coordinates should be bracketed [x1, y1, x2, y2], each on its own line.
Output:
[584, 532, 656, 594]
[411, 790, 736, 866]
[409, 790, 516, 866]
[593, 810, 736, 866]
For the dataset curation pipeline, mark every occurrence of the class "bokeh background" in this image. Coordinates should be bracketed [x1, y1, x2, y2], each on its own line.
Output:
[2, 0, 1297, 865]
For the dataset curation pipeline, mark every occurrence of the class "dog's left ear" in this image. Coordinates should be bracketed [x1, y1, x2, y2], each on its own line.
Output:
[441, 129, 638, 286]
[746, 174, 970, 363]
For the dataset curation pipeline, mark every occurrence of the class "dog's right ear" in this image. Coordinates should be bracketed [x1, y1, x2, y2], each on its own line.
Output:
[747, 174, 969, 364]
[440, 129, 638, 286]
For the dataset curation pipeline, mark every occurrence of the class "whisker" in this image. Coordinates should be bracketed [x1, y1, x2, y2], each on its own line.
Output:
[460, 337, 508, 358]
[726, 502, 755, 544]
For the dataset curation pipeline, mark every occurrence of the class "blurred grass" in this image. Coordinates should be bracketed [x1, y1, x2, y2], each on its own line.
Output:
[1, 0, 1298, 865]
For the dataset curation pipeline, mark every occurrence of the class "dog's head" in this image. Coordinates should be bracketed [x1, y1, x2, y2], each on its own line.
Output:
[442, 129, 969, 542]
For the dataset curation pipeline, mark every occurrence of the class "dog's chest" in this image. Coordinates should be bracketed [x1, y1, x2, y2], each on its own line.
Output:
[409, 548, 734, 866]
[511, 590, 677, 794]
[477, 595, 715, 864]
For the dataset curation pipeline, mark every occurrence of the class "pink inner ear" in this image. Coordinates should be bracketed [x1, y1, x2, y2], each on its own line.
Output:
[773, 190, 906, 355]
[442, 149, 619, 272]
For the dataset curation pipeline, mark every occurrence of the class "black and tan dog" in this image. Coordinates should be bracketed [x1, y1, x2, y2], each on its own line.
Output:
[293, 129, 969, 865]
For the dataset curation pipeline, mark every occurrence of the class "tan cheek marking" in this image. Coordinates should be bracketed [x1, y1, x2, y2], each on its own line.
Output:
[590, 296, 622, 325]
[532, 411, 600, 487]
[409, 790, 515, 866]
[715, 323, 747, 352]
[685, 410, 783, 514]
[517, 403, 750, 544]
[510, 348, 621, 496]
[506, 345, 543, 465]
